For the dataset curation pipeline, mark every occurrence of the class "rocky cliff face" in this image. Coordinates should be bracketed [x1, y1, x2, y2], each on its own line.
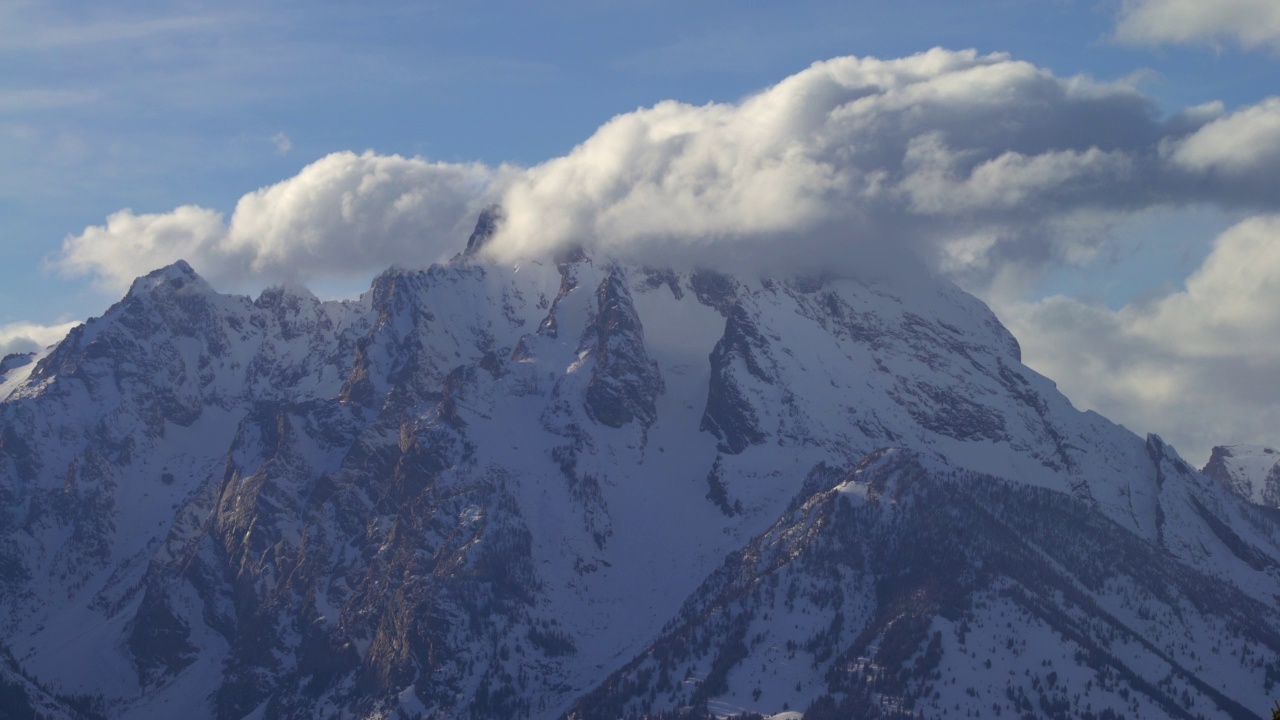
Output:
[3, 233, 1280, 719]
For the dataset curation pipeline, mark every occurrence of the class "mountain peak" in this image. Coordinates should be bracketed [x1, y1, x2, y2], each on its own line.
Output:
[254, 282, 319, 309]
[124, 259, 213, 299]
[464, 204, 504, 255]
[1203, 443, 1280, 506]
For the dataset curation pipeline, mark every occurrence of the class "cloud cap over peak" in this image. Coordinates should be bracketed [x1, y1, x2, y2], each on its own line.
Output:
[484, 48, 1175, 281]
[53, 48, 1280, 294]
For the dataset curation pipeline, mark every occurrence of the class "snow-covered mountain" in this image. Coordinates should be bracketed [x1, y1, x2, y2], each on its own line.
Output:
[3, 217, 1280, 719]
[1204, 445, 1280, 509]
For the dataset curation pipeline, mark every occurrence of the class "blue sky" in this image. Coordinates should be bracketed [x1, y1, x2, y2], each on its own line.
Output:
[5, 0, 1280, 460]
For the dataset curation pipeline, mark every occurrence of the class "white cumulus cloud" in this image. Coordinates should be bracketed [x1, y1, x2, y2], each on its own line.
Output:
[58, 205, 228, 292]
[57, 150, 501, 292]
[50, 49, 1280, 299]
[224, 151, 498, 278]
[1165, 97, 1280, 177]
[485, 49, 1172, 279]
[1115, 0, 1280, 50]
[0, 321, 79, 358]
[1004, 215, 1280, 463]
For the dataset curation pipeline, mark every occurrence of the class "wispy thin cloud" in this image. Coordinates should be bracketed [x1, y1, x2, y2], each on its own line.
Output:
[0, 13, 227, 51]
[0, 88, 98, 113]
[271, 132, 292, 156]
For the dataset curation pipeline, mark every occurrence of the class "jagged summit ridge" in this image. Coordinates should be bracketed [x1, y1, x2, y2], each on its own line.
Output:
[2, 244, 1280, 719]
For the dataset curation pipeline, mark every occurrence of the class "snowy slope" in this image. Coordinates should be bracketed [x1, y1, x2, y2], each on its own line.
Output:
[1204, 444, 1280, 508]
[570, 448, 1280, 720]
[2, 219, 1280, 719]
[0, 642, 101, 720]
[0, 261, 374, 708]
